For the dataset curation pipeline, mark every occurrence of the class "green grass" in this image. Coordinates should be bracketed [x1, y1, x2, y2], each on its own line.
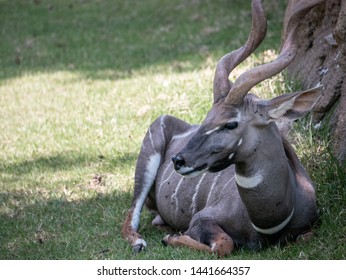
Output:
[0, 0, 345, 260]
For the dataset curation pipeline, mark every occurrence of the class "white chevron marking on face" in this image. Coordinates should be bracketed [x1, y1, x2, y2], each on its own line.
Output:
[172, 127, 199, 140]
[204, 113, 241, 136]
[235, 172, 263, 189]
[204, 126, 221, 135]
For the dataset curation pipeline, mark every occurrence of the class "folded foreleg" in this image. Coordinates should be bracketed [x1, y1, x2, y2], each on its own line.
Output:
[163, 217, 234, 257]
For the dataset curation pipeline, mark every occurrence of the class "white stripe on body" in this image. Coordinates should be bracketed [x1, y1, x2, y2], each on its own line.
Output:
[159, 167, 175, 187]
[170, 176, 185, 220]
[190, 173, 207, 214]
[159, 116, 166, 145]
[223, 175, 236, 193]
[148, 127, 156, 152]
[206, 172, 222, 204]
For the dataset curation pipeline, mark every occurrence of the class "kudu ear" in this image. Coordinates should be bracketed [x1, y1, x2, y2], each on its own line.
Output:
[266, 86, 323, 121]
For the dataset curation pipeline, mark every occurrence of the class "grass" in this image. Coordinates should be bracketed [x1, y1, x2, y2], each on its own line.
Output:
[0, 0, 345, 260]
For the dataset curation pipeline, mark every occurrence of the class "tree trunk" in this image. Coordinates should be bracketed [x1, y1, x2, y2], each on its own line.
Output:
[284, 0, 346, 164]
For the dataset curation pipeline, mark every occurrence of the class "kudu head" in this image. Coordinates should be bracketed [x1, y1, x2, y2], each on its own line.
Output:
[172, 0, 323, 177]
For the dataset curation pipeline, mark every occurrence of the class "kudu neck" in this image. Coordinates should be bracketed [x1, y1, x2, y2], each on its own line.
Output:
[234, 124, 296, 233]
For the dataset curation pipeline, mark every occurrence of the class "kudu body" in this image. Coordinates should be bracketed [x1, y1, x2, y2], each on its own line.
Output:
[122, 0, 324, 256]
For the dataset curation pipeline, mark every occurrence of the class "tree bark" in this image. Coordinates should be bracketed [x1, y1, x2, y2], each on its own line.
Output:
[284, 0, 346, 164]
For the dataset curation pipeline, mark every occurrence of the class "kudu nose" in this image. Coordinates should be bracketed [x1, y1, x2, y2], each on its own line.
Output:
[172, 155, 185, 171]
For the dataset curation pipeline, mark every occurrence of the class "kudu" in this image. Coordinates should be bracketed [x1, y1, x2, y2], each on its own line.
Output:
[122, 0, 324, 256]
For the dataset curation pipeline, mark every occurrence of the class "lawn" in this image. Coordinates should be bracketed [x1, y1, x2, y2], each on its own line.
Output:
[0, 0, 345, 260]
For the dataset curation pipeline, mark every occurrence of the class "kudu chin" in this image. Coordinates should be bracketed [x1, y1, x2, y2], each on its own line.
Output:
[122, 0, 324, 256]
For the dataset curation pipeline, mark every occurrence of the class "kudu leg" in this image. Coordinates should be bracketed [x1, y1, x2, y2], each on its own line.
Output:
[122, 117, 165, 252]
[122, 115, 191, 252]
[296, 231, 314, 243]
[163, 218, 234, 257]
[151, 213, 176, 233]
[162, 234, 212, 254]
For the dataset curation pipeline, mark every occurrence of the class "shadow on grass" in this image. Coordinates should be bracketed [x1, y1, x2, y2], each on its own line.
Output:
[0, 186, 207, 260]
[0, 149, 153, 259]
[0, 189, 137, 259]
[0, 151, 138, 176]
[2, 185, 345, 260]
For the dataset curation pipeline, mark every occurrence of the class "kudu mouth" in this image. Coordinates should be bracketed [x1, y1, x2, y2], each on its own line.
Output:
[208, 155, 235, 172]
[172, 152, 235, 177]
[172, 155, 208, 177]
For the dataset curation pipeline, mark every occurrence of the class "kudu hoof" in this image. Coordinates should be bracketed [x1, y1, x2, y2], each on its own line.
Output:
[161, 234, 176, 247]
[210, 233, 234, 257]
[132, 239, 147, 253]
[296, 231, 314, 243]
[161, 237, 168, 247]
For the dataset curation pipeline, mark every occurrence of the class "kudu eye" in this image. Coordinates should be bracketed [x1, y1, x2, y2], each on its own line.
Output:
[224, 122, 238, 130]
